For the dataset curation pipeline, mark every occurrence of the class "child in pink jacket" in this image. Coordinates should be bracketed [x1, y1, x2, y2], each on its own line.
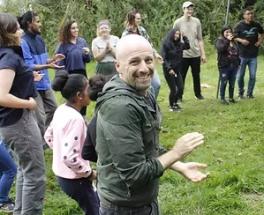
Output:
[44, 70, 99, 215]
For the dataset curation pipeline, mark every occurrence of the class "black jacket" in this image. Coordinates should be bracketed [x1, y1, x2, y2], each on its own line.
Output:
[216, 37, 240, 69]
[161, 29, 190, 72]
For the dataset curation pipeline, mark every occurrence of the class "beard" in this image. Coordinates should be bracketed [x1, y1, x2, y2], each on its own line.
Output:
[128, 68, 154, 93]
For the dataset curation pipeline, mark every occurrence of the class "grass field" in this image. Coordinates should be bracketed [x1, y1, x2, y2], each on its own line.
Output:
[11, 46, 264, 215]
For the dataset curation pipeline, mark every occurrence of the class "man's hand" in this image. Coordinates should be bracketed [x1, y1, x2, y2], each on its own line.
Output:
[238, 38, 250, 46]
[48, 63, 65, 69]
[171, 161, 208, 182]
[52, 54, 65, 63]
[172, 132, 204, 159]
[201, 54, 207, 64]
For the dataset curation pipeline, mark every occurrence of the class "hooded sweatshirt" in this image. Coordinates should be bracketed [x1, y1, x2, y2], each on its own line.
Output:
[95, 75, 166, 207]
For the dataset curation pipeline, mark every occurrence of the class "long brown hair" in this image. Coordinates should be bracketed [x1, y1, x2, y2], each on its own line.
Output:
[59, 19, 77, 44]
[0, 13, 19, 47]
[125, 9, 139, 28]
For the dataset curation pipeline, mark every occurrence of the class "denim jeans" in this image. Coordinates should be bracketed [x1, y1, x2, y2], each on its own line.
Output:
[220, 65, 238, 99]
[57, 176, 100, 215]
[99, 199, 159, 215]
[0, 110, 46, 215]
[151, 70, 161, 99]
[0, 141, 17, 203]
[237, 57, 257, 96]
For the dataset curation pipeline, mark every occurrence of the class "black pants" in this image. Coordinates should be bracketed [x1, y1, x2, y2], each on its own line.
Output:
[57, 176, 99, 215]
[181, 57, 202, 98]
[163, 68, 183, 107]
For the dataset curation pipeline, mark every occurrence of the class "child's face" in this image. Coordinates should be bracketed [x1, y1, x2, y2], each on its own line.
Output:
[174, 31, 180, 40]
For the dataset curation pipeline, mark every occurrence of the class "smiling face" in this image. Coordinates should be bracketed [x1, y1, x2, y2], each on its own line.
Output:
[116, 35, 154, 95]
[70, 22, 79, 39]
[183, 6, 194, 17]
[223, 29, 232, 39]
[98, 24, 110, 38]
[174, 30, 181, 41]
[135, 13, 142, 26]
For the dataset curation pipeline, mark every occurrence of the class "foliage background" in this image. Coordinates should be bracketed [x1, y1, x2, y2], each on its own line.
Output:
[1, 0, 264, 52]
[1, 1, 264, 214]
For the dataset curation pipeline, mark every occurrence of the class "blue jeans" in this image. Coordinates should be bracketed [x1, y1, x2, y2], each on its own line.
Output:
[0, 140, 17, 203]
[151, 70, 161, 99]
[220, 65, 238, 99]
[237, 57, 257, 96]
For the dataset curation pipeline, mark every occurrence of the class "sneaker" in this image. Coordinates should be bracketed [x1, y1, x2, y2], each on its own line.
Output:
[174, 104, 182, 112]
[169, 104, 182, 112]
[195, 95, 204, 100]
[0, 200, 15, 213]
[220, 99, 229, 105]
[247, 95, 255, 99]
[238, 94, 245, 99]
[229, 98, 236, 103]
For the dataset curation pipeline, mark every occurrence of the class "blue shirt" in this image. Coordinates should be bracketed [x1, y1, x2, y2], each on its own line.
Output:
[21, 32, 51, 90]
[56, 37, 91, 74]
[0, 46, 37, 126]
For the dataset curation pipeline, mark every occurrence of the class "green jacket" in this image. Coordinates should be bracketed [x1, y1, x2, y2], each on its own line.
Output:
[96, 75, 165, 207]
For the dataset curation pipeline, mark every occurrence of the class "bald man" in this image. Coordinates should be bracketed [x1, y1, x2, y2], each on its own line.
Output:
[95, 35, 208, 215]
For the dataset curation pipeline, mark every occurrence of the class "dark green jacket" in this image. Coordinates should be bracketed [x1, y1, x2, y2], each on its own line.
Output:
[95, 75, 165, 207]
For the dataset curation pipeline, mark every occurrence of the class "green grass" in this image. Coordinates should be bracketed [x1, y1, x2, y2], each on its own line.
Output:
[17, 48, 264, 215]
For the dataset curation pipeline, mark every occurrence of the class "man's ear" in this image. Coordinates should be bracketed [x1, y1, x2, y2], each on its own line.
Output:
[115, 61, 121, 74]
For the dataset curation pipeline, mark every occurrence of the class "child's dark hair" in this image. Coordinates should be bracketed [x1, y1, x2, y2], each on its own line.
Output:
[88, 74, 108, 101]
[17, 11, 38, 31]
[52, 70, 88, 102]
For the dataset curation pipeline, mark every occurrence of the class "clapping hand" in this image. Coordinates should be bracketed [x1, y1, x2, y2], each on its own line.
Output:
[83, 47, 90, 54]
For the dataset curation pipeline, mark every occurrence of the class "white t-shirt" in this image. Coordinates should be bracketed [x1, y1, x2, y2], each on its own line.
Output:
[173, 16, 203, 58]
[92, 35, 119, 63]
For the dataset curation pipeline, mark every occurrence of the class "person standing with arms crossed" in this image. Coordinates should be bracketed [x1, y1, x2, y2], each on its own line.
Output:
[173, 1, 206, 101]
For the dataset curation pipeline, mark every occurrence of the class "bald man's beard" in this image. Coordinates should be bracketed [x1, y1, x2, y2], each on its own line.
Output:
[126, 68, 154, 94]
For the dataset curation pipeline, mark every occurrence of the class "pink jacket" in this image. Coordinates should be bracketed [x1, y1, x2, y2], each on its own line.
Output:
[45, 104, 91, 179]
